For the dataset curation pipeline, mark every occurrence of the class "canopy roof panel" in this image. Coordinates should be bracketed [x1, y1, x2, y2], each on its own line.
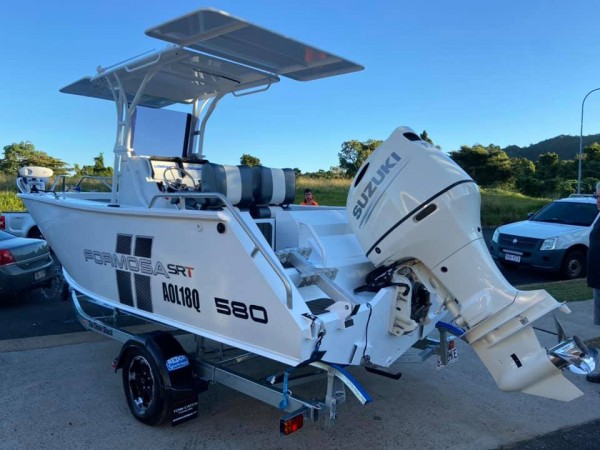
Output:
[60, 48, 279, 107]
[145, 8, 364, 81]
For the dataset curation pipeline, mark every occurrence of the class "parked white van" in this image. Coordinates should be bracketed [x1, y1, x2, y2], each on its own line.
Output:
[489, 195, 599, 279]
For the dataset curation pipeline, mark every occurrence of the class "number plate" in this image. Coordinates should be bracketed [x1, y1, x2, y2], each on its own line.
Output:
[33, 270, 46, 281]
[436, 340, 458, 370]
[504, 253, 521, 263]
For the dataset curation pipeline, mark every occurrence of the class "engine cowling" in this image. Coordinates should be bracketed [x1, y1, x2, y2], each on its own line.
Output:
[347, 126, 478, 269]
[347, 126, 584, 402]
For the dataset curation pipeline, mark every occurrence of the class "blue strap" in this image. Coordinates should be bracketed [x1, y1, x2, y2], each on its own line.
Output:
[435, 320, 465, 338]
[279, 367, 293, 411]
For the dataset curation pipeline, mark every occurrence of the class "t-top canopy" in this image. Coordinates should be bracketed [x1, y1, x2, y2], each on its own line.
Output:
[60, 47, 279, 108]
[60, 8, 363, 107]
[145, 8, 364, 82]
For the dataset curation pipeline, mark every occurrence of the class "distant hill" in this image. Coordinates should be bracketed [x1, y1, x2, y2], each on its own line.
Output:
[503, 134, 600, 161]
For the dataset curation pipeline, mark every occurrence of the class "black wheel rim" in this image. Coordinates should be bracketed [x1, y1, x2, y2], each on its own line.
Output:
[127, 355, 155, 414]
[566, 260, 582, 278]
[569, 261, 581, 278]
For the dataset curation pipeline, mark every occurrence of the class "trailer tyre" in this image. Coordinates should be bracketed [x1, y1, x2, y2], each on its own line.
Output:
[122, 346, 170, 425]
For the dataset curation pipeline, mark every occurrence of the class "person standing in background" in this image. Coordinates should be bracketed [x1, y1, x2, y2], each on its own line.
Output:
[586, 182, 600, 383]
[301, 188, 319, 206]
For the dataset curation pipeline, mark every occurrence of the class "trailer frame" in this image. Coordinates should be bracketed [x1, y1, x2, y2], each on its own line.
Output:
[70, 289, 375, 432]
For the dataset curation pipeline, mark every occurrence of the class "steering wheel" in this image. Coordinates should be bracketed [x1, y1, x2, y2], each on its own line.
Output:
[162, 167, 196, 192]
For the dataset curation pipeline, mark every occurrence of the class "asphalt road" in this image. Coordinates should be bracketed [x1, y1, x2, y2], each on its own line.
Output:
[0, 282, 77, 340]
[2, 295, 600, 449]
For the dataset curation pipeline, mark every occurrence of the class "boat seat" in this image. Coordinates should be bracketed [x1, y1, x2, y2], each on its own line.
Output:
[200, 163, 254, 208]
[251, 166, 296, 218]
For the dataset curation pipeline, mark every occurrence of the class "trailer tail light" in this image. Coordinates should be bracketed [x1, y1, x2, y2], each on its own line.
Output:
[0, 249, 15, 266]
[0, 215, 5, 230]
[279, 413, 304, 435]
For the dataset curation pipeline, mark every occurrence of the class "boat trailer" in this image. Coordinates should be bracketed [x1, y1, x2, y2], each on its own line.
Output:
[70, 288, 454, 433]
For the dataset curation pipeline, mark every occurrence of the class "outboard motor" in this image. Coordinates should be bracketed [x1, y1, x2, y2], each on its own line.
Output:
[17, 166, 54, 194]
[348, 126, 588, 401]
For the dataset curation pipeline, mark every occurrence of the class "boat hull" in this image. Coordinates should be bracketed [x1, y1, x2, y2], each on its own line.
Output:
[21, 195, 316, 365]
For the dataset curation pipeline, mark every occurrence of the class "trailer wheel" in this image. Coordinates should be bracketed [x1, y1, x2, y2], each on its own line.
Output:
[122, 346, 170, 425]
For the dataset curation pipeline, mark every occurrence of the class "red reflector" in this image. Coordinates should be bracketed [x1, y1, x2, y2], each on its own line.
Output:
[0, 215, 5, 229]
[0, 249, 15, 266]
[280, 414, 304, 435]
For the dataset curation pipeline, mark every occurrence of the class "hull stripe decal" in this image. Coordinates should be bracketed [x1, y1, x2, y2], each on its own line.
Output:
[115, 234, 134, 306]
[134, 236, 154, 312]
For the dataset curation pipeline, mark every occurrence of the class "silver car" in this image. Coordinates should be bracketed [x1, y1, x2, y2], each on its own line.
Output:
[0, 230, 55, 297]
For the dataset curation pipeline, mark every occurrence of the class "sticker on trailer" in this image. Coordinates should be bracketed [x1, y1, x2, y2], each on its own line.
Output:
[171, 399, 199, 426]
[166, 355, 190, 371]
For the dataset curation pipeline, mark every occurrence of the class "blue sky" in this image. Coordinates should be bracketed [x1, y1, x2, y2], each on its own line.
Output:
[2, 0, 600, 173]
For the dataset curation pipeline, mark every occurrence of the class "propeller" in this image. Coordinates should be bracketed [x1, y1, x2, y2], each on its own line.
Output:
[547, 316, 599, 375]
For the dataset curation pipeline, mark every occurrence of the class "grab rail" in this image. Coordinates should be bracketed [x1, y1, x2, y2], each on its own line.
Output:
[148, 191, 294, 309]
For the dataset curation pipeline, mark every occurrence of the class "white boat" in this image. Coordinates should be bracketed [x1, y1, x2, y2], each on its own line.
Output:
[18, 8, 593, 420]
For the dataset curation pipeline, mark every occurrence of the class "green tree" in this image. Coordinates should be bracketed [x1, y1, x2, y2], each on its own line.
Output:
[557, 159, 577, 180]
[516, 176, 544, 197]
[338, 139, 382, 177]
[420, 130, 442, 149]
[584, 143, 600, 161]
[328, 166, 346, 179]
[420, 130, 433, 144]
[512, 157, 537, 195]
[0, 141, 69, 175]
[74, 153, 113, 177]
[581, 177, 600, 194]
[579, 143, 600, 182]
[240, 153, 261, 167]
[535, 152, 560, 180]
[449, 144, 512, 187]
[511, 157, 535, 179]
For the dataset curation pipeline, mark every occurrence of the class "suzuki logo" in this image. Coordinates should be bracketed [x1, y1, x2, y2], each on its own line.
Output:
[512, 238, 518, 244]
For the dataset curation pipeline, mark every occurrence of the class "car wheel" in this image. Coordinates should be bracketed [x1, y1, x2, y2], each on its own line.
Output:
[60, 280, 70, 301]
[499, 260, 516, 270]
[561, 250, 586, 280]
[122, 346, 170, 426]
[27, 227, 44, 240]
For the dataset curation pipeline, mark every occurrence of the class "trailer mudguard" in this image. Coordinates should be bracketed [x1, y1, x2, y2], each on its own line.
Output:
[114, 331, 208, 421]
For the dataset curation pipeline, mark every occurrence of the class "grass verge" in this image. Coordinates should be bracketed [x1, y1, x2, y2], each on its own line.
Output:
[517, 279, 599, 345]
[517, 278, 592, 302]
[479, 188, 550, 227]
